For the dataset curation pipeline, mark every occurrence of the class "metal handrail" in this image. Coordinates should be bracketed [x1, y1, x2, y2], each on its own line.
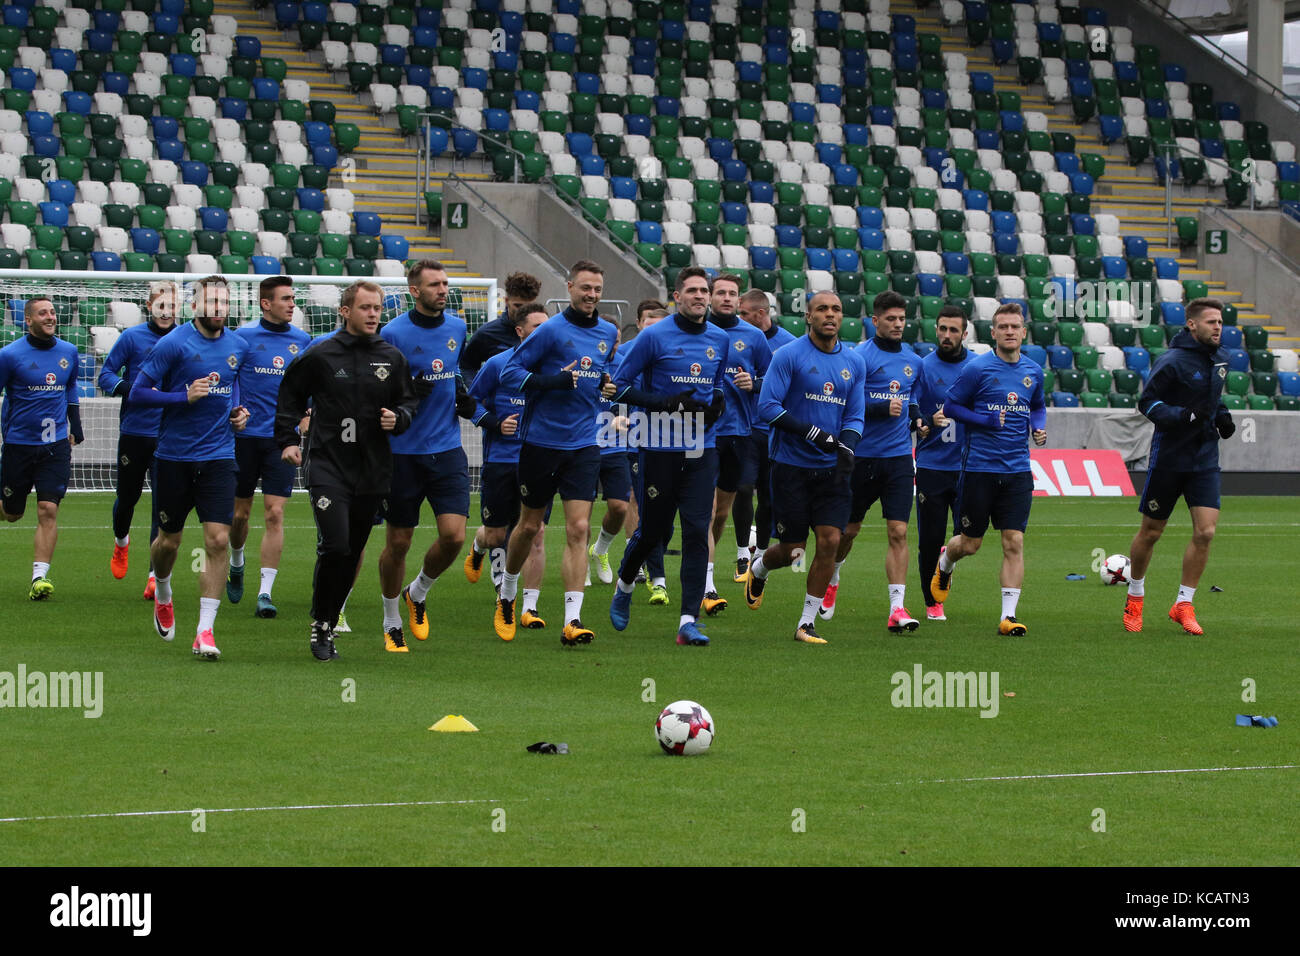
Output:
[410, 113, 662, 280]
[1154, 141, 1258, 246]
[1144, 0, 1300, 113]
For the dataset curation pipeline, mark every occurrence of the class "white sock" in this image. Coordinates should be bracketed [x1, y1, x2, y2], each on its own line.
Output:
[939, 551, 955, 573]
[678, 614, 695, 629]
[408, 569, 435, 603]
[229, 546, 245, 569]
[198, 596, 219, 633]
[651, 576, 667, 588]
[616, 578, 635, 594]
[472, 538, 486, 556]
[382, 594, 401, 629]
[799, 593, 820, 627]
[1001, 587, 1021, 619]
[830, 558, 846, 586]
[1177, 584, 1195, 605]
[751, 554, 769, 579]
[737, 545, 749, 560]
[594, 528, 615, 556]
[32, 561, 49, 582]
[1128, 575, 1145, 597]
[259, 567, 277, 597]
[888, 583, 905, 611]
[500, 571, 520, 602]
[522, 588, 540, 613]
[705, 563, 716, 593]
[155, 574, 172, 603]
[115, 535, 129, 548]
[564, 590, 583, 622]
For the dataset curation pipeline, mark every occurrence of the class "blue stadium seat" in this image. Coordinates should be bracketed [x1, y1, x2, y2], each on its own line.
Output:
[1160, 303, 1185, 325]
[219, 98, 247, 121]
[353, 212, 382, 236]
[994, 233, 1019, 255]
[805, 248, 832, 270]
[635, 221, 662, 243]
[39, 201, 68, 226]
[857, 206, 883, 229]
[235, 36, 262, 59]
[46, 179, 75, 205]
[1153, 257, 1179, 279]
[750, 246, 776, 270]
[1123, 236, 1148, 258]
[1053, 391, 1080, 407]
[252, 78, 279, 100]
[1226, 349, 1249, 372]
[380, 235, 409, 261]
[451, 128, 477, 156]
[775, 225, 802, 247]
[832, 249, 860, 271]
[749, 181, 774, 203]
[942, 252, 970, 274]
[857, 227, 884, 250]
[157, 139, 184, 162]
[1047, 345, 1074, 369]
[131, 228, 161, 255]
[251, 255, 281, 274]
[1220, 326, 1243, 349]
[721, 202, 747, 225]
[1101, 257, 1127, 279]
[1279, 372, 1300, 396]
[1123, 347, 1150, 372]
[610, 177, 637, 200]
[199, 207, 228, 231]
[91, 251, 121, 271]
[917, 273, 944, 296]
[295, 188, 324, 213]
[180, 161, 209, 186]
[311, 144, 338, 168]
[1022, 344, 1047, 367]
[578, 154, 604, 175]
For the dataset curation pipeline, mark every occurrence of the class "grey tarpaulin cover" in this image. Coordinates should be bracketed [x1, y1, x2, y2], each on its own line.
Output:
[1083, 411, 1154, 469]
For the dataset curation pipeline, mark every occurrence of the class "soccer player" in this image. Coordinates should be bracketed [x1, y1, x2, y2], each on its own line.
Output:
[275, 281, 419, 660]
[911, 305, 974, 621]
[607, 267, 727, 644]
[461, 271, 543, 381]
[702, 274, 771, 609]
[129, 276, 250, 658]
[1124, 298, 1233, 635]
[100, 281, 177, 598]
[743, 292, 865, 644]
[0, 296, 83, 599]
[228, 276, 312, 618]
[588, 330, 634, 586]
[821, 291, 926, 631]
[494, 260, 619, 645]
[929, 302, 1047, 635]
[378, 259, 472, 652]
[465, 301, 550, 629]
[731, 290, 796, 577]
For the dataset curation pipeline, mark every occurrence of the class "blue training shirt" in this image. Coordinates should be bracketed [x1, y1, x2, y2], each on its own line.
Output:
[380, 308, 468, 456]
[231, 318, 312, 440]
[136, 321, 250, 462]
[912, 346, 974, 472]
[856, 336, 921, 458]
[708, 312, 773, 438]
[611, 312, 730, 452]
[98, 321, 171, 438]
[468, 348, 528, 465]
[757, 335, 867, 469]
[501, 308, 619, 451]
[944, 349, 1046, 474]
[0, 334, 80, 445]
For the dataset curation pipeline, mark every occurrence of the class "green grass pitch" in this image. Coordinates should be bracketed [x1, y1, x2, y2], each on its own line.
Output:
[1, 493, 1294, 865]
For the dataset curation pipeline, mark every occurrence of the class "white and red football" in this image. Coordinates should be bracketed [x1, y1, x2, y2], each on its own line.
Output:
[655, 700, 715, 756]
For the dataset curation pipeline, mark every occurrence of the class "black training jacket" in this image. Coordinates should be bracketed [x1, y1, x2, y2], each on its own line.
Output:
[274, 329, 419, 494]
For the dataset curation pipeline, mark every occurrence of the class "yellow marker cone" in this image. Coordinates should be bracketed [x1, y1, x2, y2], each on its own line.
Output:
[429, 714, 479, 733]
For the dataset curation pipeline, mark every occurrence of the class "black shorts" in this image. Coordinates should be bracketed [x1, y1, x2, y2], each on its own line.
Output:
[770, 460, 851, 543]
[1138, 469, 1221, 521]
[154, 458, 237, 532]
[385, 447, 470, 527]
[955, 469, 1034, 538]
[599, 452, 632, 502]
[517, 442, 600, 508]
[235, 434, 298, 498]
[849, 453, 916, 524]
[1, 441, 72, 515]
[715, 433, 758, 493]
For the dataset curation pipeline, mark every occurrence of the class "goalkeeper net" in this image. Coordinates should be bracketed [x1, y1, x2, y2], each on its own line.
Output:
[0, 270, 498, 492]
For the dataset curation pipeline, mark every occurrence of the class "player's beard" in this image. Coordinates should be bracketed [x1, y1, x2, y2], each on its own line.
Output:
[937, 338, 960, 356]
[196, 313, 225, 335]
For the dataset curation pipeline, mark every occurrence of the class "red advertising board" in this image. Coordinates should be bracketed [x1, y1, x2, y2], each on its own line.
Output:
[1029, 449, 1136, 496]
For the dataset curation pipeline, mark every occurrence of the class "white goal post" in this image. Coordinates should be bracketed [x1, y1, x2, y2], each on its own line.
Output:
[0, 269, 498, 493]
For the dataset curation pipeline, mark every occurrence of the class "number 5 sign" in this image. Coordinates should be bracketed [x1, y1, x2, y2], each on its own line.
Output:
[1204, 229, 1227, 254]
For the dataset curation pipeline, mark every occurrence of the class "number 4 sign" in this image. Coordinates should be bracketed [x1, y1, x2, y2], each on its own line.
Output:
[446, 202, 468, 229]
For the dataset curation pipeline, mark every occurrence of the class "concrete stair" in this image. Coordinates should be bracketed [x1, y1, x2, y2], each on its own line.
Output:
[913, 7, 1277, 334]
[218, 0, 488, 275]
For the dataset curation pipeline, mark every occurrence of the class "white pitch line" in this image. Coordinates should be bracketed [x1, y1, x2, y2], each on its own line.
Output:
[892, 764, 1298, 786]
[0, 796, 505, 825]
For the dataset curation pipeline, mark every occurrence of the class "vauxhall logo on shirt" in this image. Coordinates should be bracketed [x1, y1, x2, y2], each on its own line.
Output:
[668, 354, 717, 388]
[422, 357, 455, 383]
[205, 371, 233, 396]
[804, 366, 847, 405]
